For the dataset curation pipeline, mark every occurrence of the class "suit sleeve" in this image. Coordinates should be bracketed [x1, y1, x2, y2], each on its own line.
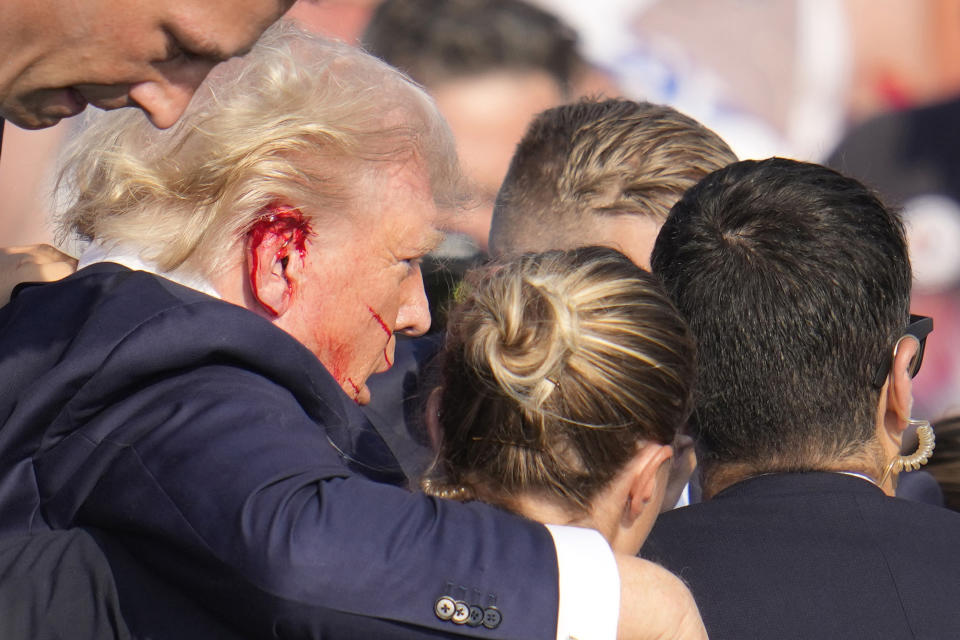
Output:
[69, 366, 561, 639]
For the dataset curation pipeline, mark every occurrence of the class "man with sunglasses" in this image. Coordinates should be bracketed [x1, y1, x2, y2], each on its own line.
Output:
[643, 158, 960, 639]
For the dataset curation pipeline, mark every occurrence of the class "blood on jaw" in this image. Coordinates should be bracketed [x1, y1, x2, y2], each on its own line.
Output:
[316, 337, 364, 403]
[346, 377, 361, 402]
[247, 203, 313, 316]
[324, 342, 346, 381]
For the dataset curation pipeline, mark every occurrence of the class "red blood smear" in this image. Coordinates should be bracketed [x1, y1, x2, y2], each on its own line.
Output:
[876, 72, 912, 111]
[367, 306, 393, 367]
[367, 306, 391, 336]
[247, 203, 313, 316]
[325, 343, 347, 386]
[346, 377, 361, 402]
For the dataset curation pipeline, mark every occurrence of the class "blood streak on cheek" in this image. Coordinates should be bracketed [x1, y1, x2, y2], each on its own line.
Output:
[367, 306, 393, 367]
[247, 203, 313, 315]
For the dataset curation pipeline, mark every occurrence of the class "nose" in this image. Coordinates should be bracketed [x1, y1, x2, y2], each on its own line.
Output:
[396, 267, 432, 337]
[127, 62, 217, 129]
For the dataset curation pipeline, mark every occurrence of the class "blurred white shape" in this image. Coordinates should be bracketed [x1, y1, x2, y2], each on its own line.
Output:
[905, 194, 960, 293]
[789, 0, 852, 161]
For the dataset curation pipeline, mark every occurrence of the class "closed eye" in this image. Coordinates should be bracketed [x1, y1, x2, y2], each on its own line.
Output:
[161, 37, 201, 64]
[401, 256, 424, 272]
[162, 29, 229, 65]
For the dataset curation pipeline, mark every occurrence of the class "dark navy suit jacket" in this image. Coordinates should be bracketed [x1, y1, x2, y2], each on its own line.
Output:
[362, 334, 443, 485]
[0, 263, 560, 639]
[643, 472, 960, 639]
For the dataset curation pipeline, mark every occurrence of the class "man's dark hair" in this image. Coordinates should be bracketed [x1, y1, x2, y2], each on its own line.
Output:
[362, 0, 583, 93]
[651, 158, 912, 475]
[490, 98, 736, 257]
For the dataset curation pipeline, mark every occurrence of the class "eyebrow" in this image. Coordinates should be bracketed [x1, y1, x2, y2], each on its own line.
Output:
[164, 27, 233, 64]
[417, 229, 446, 256]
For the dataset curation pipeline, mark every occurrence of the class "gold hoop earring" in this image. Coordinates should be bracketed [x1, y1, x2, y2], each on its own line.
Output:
[879, 419, 936, 487]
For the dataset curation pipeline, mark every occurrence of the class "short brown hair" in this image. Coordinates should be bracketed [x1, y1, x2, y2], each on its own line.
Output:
[651, 158, 911, 475]
[362, 0, 583, 94]
[489, 98, 737, 257]
[423, 246, 695, 512]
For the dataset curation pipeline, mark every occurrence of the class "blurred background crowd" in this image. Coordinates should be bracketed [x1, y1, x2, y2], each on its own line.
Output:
[4, 0, 960, 422]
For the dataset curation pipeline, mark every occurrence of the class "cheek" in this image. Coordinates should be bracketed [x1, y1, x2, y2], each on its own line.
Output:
[304, 299, 389, 375]
[297, 258, 402, 376]
[367, 305, 394, 367]
[367, 305, 391, 336]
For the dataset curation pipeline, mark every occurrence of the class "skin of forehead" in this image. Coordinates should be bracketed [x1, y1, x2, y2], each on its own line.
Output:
[0, 0, 292, 128]
[163, 0, 293, 59]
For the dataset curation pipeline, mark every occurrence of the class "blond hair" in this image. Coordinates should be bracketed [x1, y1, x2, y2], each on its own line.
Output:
[490, 98, 737, 257]
[423, 246, 695, 511]
[56, 21, 461, 279]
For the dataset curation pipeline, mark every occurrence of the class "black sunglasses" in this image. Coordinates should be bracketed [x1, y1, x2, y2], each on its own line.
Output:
[871, 314, 933, 388]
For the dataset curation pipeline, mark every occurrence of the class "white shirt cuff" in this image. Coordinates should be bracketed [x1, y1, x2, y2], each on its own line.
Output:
[544, 524, 620, 640]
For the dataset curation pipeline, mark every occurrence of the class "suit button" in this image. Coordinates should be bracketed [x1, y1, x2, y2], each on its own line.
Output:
[482, 606, 502, 629]
[452, 600, 470, 624]
[467, 605, 484, 627]
[435, 596, 456, 621]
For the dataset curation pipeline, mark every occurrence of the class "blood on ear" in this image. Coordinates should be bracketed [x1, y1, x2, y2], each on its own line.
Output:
[246, 203, 313, 315]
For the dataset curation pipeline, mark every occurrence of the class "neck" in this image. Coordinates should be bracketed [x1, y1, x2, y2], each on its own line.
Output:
[505, 493, 584, 528]
[701, 456, 885, 500]
[78, 240, 222, 300]
[506, 489, 639, 552]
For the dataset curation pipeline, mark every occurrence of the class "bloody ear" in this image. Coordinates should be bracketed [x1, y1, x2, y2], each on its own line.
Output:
[246, 205, 313, 317]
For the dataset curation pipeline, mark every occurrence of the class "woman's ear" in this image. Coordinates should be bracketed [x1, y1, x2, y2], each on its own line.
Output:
[625, 443, 674, 521]
[603, 443, 674, 555]
[425, 387, 444, 453]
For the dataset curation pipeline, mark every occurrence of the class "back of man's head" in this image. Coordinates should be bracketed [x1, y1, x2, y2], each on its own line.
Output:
[362, 0, 582, 93]
[489, 98, 736, 262]
[651, 158, 912, 478]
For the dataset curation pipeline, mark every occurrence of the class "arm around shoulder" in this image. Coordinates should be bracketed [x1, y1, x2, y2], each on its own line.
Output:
[0, 244, 77, 304]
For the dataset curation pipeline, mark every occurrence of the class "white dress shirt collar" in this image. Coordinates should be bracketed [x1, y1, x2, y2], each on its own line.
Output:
[77, 240, 221, 300]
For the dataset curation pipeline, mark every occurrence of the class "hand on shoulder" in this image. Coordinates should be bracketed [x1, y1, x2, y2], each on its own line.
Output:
[0, 244, 77, 304]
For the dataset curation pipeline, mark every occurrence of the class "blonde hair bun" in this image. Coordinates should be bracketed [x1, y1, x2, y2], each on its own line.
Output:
[425, 246, 695, 510]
